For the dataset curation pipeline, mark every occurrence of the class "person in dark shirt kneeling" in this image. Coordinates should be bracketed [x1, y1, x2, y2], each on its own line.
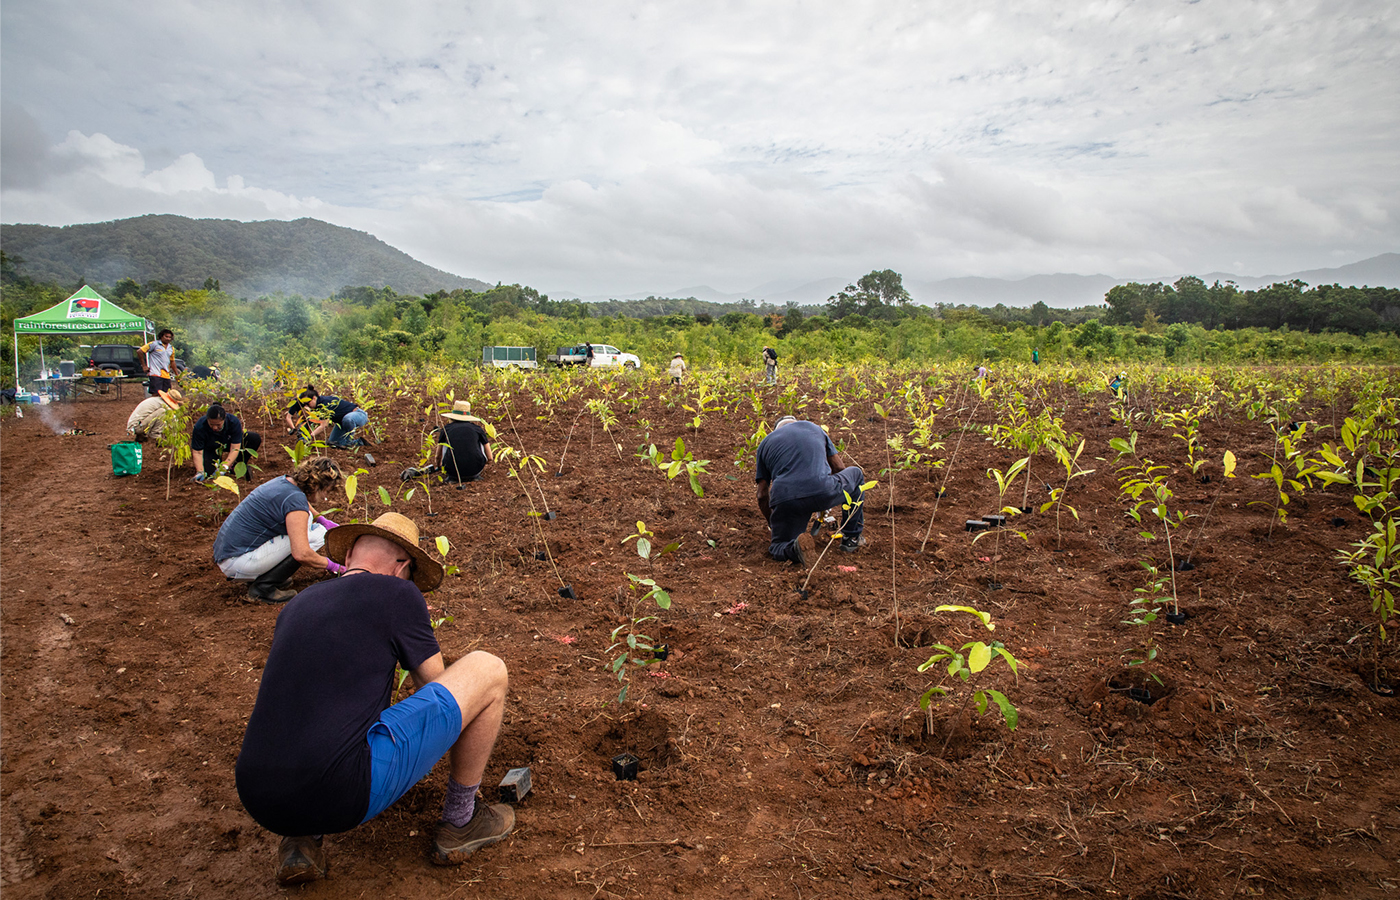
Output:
[433, 400, 494, 483]
[235, 512, 513, 884]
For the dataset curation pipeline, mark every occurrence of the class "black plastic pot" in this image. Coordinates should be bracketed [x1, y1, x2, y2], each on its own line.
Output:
[984, 514, 1007, 528]
[1019, 506, 1032, 515]
[363, 453, 377, 467]
[543, 511, 557, 521]
[1165, 610, 1191, 625]
[558, 585, 577, 599]
[498, 767, 532, 802]
[612, 753, 639, 781]
[651, 643, 669, 661]
[965, 519, 990, 533]
[1174, 560, 1195, 572]
[1199, 474, 1211, 484]
[1332, 517, 1348, 528]
[535, 551, 549, 561]
[1128, 686, 1153, 703]
[986, 581, 1003, 591]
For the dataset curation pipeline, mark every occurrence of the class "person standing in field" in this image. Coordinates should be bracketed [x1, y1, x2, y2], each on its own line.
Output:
[1032, 348, 1040, 366]
[754, 415, 866, 565]
[235, 512, 514, 885]
[973, 364, 989, 382]
[762, 346, 778, 385]
[137, 328, 178, 396]
[668, 353, 688, 385]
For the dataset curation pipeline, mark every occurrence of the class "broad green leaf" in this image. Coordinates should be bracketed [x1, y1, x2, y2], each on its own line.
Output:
[345, 474, 358, 504]
[968, 642, 992, 673]
[435, 535, 451, 556]
[935, 605, 994, 630]
[378, 485, 392, 506]
[212, 475, 241, 496]
[981, 688, 1019, 730]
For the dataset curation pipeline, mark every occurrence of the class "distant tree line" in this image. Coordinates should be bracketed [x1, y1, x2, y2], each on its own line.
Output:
[3, 255, 1398, 386]
[1104, 276, 1400, 334]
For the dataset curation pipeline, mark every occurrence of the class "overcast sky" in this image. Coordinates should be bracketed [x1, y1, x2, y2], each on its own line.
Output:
[2, 1, 1397, 297]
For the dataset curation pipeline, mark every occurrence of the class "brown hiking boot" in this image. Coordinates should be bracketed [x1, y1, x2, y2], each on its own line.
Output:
[275, 835, 326, 885]
[432, 802, 515, 865]
[791, 532, 816, 566]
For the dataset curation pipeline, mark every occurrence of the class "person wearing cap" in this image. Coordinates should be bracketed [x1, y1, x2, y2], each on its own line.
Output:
[431, 400, 494, 483]
[191, 402, 262, 482]
[137, 328, 178, 396]
[755, 416, 866, 564]
[668, 353, 688, 385]
[125, 388, 184, 442]
[284, 384, 369, 449]
[235, 512, 513, 885]
[761, 346, 778, 385]
[212, 457, 344, 603]
[1109, 371, 1126, 399]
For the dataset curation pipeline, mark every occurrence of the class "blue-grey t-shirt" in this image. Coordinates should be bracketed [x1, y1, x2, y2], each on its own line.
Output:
[755, 420, 837, 506]
[213, 477, 310, 562]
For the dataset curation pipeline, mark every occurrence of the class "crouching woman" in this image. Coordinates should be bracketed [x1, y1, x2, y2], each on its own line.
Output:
[213, 457, 345, 603]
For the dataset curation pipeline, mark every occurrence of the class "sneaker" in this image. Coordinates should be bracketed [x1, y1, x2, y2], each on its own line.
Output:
[432, 803, 515, 865]
[840, 535, 867, 553]
[276, 835, 326, 885]
[791, 532, 816, 566]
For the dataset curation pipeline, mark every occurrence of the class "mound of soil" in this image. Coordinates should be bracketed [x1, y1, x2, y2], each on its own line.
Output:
[2, 373, 1397, 899]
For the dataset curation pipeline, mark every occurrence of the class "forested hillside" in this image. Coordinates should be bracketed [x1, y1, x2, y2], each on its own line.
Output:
[0, 215, 491, 299]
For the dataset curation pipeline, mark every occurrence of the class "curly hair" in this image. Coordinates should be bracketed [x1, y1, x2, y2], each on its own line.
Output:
[290, 456, 344, 495]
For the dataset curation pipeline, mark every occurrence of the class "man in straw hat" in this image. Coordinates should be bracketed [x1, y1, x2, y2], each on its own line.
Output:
[125, 387, 184, 442]
[432, 400, 494, 483]
[668, 352, 688, 385]
[235, 512, 513, 884]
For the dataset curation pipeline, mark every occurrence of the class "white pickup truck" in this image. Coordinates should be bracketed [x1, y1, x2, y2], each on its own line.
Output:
[546, 343, 641, 369]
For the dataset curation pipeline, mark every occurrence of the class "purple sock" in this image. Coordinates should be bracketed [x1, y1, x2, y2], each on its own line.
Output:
[442, 778, 480, 827]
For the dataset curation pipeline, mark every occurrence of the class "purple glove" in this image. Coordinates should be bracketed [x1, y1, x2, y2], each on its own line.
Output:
[315, 515, 339, 529]
[326, 559, 347, 576]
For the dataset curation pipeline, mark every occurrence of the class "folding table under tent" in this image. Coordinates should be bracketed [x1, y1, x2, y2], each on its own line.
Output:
[11, 286, 153, 389]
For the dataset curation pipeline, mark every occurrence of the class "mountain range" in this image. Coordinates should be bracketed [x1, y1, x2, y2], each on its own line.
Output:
[2, 214, 1395, 309]
[0, 215, 491, 299]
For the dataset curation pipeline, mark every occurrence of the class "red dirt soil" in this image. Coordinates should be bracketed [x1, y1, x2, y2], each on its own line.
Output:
[2, 372, 1397, 900]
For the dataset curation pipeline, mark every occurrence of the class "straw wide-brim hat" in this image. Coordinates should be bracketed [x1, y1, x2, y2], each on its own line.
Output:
[324, 512, 444, 592]
[158, 388, 184, 410]
[442, 400, 477, 422]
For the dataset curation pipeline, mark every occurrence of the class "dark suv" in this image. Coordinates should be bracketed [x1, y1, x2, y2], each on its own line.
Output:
[89, 344, 143, 378]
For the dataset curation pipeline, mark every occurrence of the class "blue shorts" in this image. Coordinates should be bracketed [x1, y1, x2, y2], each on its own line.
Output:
[361, 681, 463, 823]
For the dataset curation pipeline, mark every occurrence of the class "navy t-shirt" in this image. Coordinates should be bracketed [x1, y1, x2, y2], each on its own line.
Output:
[435, 420, 489, 481]
[755, 420, 838, 506]
[191, 413, 245, 455]
[288, 394, 358, 424]
[212, 477, 310, 562]
[235, 573, 441, 836]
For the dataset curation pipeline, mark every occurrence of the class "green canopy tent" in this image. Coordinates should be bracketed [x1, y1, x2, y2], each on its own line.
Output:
[12, 286, 153, 389]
